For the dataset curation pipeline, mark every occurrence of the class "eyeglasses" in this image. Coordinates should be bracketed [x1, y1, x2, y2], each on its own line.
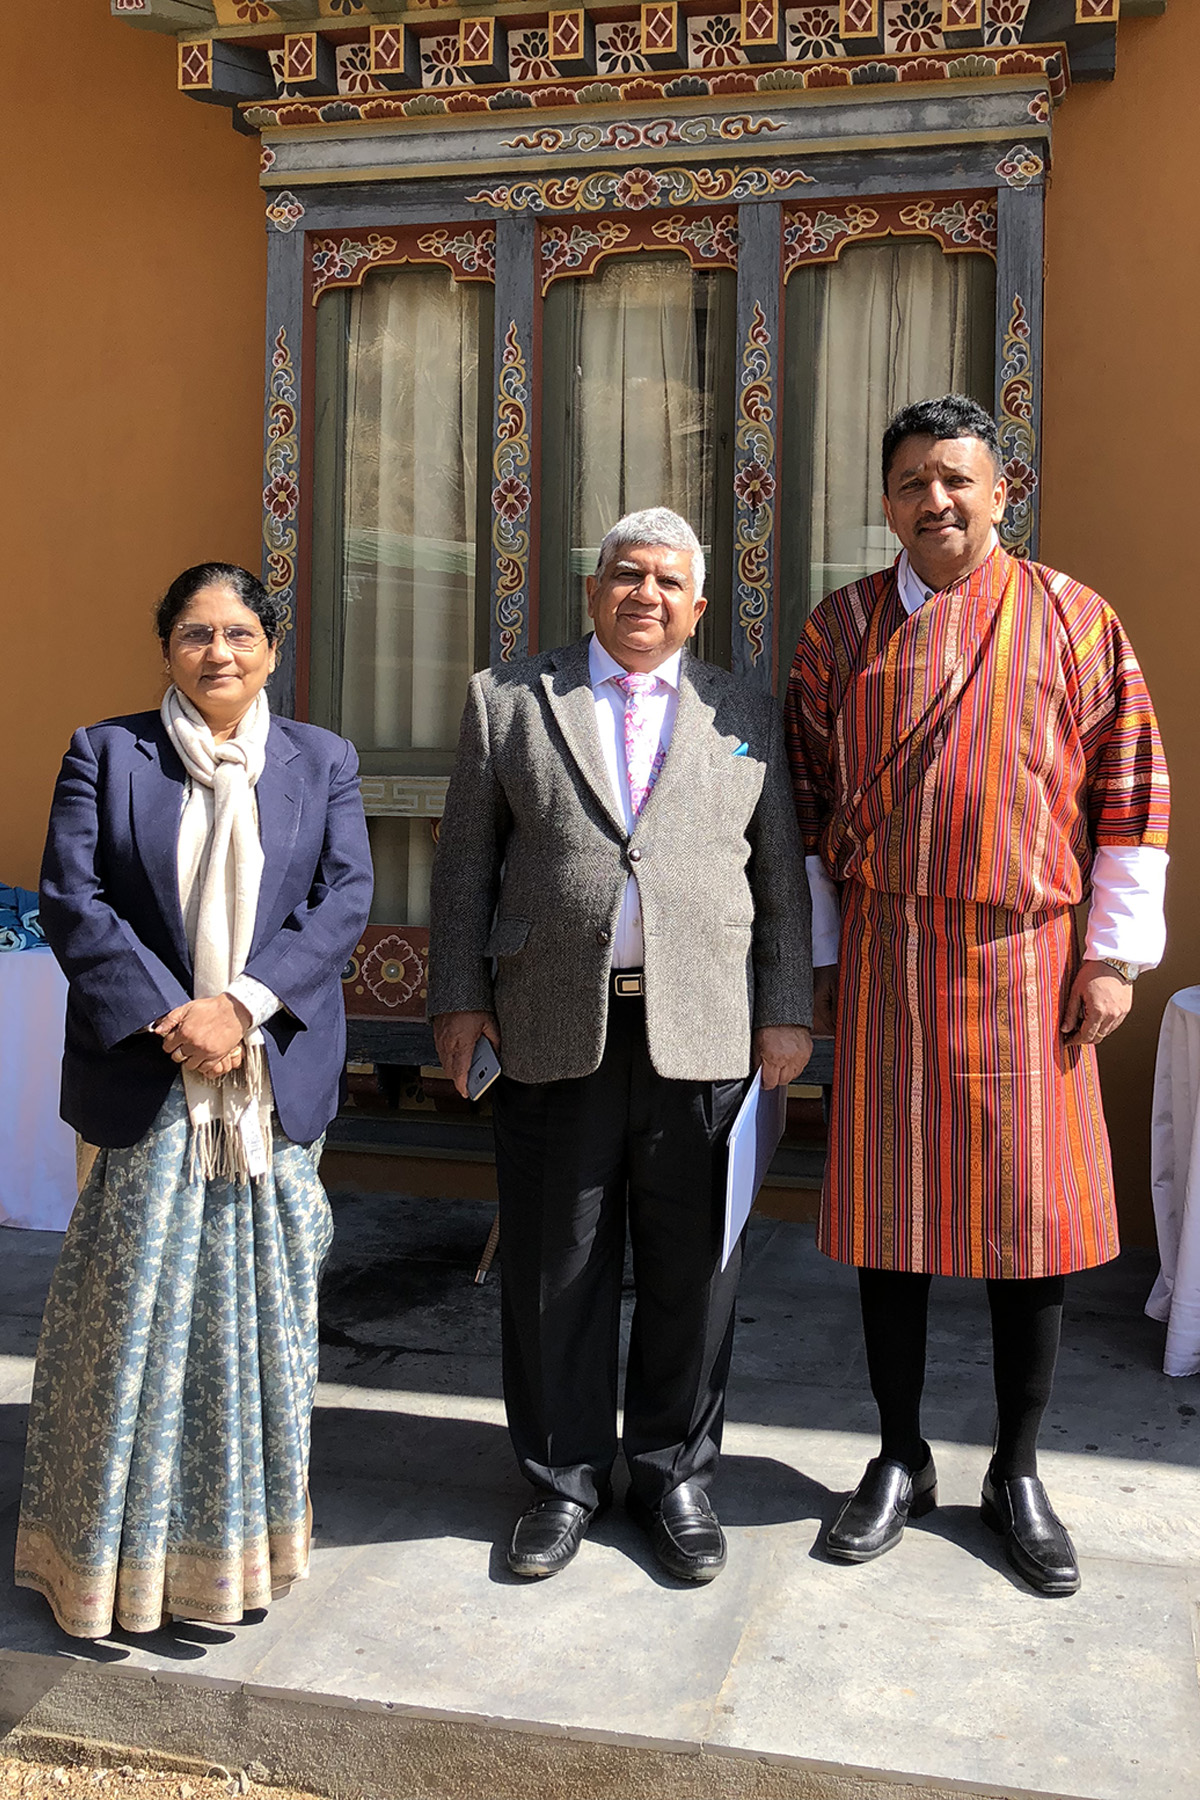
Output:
[172, 625, 266, 652]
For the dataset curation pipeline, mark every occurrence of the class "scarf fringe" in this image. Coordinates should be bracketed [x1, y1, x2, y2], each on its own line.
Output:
[186, 1041, 273, 1187]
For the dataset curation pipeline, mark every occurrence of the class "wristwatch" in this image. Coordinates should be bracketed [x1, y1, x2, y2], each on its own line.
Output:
[1099, 958, 1139, 984]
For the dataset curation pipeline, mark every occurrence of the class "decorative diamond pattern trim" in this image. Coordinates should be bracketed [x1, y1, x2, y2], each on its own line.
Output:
[371, 25, 406, 72]
[742, 0, 779, 45]
[641, 2, 679, 54]
[840, 0, 879, 35]
[550, 9, 583, 56]
[459, 17, 497, 65]
[1076, 0, 1117, 20]
[283, 34, 317, 83]
[178, 40, 213, 89]
[942, 0, 982, 26]
[243, 41, 1068, 127]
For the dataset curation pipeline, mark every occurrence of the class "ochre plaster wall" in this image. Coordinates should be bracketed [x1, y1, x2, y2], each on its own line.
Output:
[1041, 4, 1200, 1242]
[0, 1, 265, 889]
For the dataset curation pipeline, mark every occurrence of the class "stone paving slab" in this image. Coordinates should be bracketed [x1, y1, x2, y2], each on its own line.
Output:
[0, 1200, 1196, 1800]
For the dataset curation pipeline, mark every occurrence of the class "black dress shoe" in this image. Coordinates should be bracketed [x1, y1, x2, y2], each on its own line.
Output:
[628, 1481, 727, 1583]
[981, 1466, 1080, 1596]
[825, 1452, 938, 1563]
[506, 1497, 600, 1578]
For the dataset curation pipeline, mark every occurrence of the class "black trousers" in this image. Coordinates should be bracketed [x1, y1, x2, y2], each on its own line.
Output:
[492, 994, 748, 1511]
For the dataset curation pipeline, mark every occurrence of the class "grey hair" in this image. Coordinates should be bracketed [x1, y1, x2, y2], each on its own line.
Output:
[595, 507, 706, 594]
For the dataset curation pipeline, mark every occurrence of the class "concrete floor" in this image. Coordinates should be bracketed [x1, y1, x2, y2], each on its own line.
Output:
[0, 1185, 1197, 1800]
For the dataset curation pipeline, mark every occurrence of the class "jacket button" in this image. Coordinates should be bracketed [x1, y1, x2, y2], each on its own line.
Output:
[628, 847, 642, 862]
[596, 928, 611, 945]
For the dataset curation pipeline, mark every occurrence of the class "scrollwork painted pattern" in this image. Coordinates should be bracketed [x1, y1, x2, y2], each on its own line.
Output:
[263, 328, 299, 634]
[309, 226, 496, 300]
[500, 114, 785, 153]
[998, 293, 1038, 558]
[782, 192, 995, 276]
[539, 212, 738, 289]
[733, 302, 776, 667]
[492, 322, 532, 661]
[468, 164, 812, 214]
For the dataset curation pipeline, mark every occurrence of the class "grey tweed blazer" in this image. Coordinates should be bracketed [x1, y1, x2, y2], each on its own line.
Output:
[427, 635, 813, 1084]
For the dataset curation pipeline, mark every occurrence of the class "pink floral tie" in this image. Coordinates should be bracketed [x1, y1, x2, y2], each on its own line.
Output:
[616, 672, 667, 819]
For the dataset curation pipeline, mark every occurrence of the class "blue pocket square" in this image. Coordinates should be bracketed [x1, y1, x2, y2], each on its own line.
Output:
[733, 742, 749, 757]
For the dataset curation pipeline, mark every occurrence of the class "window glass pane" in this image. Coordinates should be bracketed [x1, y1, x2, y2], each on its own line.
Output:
[539, 253, 735, 661]
[778, 238, 996, 678]
[312, 263, 490, 756]
[366, 818, 437, 927]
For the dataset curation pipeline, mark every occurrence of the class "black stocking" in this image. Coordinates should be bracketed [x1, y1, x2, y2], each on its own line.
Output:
[985, 1275, 1065, 1480]
[857, 1268, 933, 1474]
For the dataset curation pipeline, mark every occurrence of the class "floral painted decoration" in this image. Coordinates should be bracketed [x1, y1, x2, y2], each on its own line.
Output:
[597, 22, 649, 75]
[687, 15, 746, 69]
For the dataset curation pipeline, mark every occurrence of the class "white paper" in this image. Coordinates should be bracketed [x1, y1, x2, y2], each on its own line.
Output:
[721, 1069, 789, 1271]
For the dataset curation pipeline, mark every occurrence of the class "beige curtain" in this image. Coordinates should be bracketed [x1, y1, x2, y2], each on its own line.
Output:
[799, 237, 995, 606]
[560, 254, 719, 630]
[341, 263, 480, 753]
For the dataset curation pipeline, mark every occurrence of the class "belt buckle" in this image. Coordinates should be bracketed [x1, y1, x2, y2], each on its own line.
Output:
[614, 973, 643, 998]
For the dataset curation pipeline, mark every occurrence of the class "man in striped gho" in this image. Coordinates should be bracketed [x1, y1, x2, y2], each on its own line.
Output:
[785, 394, 1169, 1597]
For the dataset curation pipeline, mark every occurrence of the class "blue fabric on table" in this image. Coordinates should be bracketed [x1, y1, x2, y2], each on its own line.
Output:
[0, 885, 44, 951]
[15, 1079, 331, 1639]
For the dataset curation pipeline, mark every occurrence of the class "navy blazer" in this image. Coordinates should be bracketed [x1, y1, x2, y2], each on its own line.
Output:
[40, 710, 374, 1149]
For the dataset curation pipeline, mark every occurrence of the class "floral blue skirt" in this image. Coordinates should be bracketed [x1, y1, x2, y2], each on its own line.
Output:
[15, 1081, 331, 1638]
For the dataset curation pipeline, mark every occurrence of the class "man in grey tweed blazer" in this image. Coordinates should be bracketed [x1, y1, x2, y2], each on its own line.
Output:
[430, 508, 813, 1584]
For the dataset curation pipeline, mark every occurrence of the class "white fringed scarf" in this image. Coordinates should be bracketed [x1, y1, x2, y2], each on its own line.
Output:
[161, 684, 274, 1184]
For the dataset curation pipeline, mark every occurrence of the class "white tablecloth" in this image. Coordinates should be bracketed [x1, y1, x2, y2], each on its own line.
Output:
[1146, 986, 1200, 1376]
[0, 948, 77, 1231]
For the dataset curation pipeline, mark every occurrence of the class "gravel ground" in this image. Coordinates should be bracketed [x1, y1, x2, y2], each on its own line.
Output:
[0, 1760, 331, 1800]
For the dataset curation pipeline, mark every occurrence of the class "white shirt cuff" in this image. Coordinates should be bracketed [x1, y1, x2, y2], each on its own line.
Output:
[226, 974, 283, 1030]
[806, 854, 841, 967]
[1084, 845, 1168, 974]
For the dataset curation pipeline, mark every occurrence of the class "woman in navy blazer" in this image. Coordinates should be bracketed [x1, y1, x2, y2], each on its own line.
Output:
[16, 563, 373, 1639]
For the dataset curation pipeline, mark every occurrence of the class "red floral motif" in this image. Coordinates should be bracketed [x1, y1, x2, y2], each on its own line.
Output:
[733, 460, 776, 511]
[613, 167, 664, 210]
[1002, 457, 1038, 507]
[360, 935, 424, 1009]
[598, 21, 648, 74]
[688, 14, 744, 68]
[492, 475, 532, 521]
[529, 86, 578, 105]
[445, 90, 489, 110]
[263, 473, 299, 520]
[621, 79, 665, 100]
[885, 0, 943, 53]
[234, 1, 274, 20]
[805, 64, 851, 86]
[707, 70, 757, 92]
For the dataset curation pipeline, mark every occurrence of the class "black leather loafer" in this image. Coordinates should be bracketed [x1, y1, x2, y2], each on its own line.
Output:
[981, 1466, 1080, 1596]
[628, 1481, 727, 1583]
[825, 1452, 938, 1563]
[507, 1497, 600, 1578]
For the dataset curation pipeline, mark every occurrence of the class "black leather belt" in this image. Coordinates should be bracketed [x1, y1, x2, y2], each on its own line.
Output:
[611, 969, 645, 998]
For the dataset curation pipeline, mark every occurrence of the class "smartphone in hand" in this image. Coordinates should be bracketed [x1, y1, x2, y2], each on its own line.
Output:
[466, 1034, 502, 1101]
